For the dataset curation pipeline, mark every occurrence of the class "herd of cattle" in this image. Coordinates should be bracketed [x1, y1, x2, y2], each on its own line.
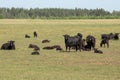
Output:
[0, 31, 119, 55]
[63, 32, 119, 54]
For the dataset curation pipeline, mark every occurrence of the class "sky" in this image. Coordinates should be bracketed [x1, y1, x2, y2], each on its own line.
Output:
[0, 0, 120, 12]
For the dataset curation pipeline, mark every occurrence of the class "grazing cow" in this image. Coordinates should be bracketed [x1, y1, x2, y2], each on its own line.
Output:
[28, 44, 40, 51]
[1, 40, 15, 50]
[86, 35, 96, 50]
[94, 48, 103, 54]
[33, 31, 37, 38]
[31, 51, 40, 55]
[63, 34, 82, 51]
[25, 34, 30, 38]
[43, 46, 54, 50]
[100, 38, 109, 48]
[42, 39, 50, 43]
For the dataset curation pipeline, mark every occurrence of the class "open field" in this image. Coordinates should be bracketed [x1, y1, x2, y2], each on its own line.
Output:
[0, 19, 120, 80]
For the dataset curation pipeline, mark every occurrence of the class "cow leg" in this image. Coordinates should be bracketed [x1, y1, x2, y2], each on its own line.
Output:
[79, 45, 81, 52]
[89, 45, 92, 50]
[104, 44, 105, 48]
[75, 45, 77, 51]
[69, 46, 71, 52]
[100, 43, 102, 47]
[107, 43, 109, 48]
[66, 46, 68, 51]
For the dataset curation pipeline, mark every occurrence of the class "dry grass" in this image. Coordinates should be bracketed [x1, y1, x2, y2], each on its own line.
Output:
[0, 19, 120, 80]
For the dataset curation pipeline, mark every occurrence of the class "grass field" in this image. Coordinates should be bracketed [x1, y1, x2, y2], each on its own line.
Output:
[0, 19, 120, 80]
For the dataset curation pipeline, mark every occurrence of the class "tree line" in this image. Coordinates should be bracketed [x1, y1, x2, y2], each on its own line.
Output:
[0, 7, 120, 19]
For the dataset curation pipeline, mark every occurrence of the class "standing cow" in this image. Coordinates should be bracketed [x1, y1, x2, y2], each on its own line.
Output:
[86, 35, 96, 50]
[63, 34, 82, 52]
[100, 38, 109, 48]
[33, 31, 37, 38]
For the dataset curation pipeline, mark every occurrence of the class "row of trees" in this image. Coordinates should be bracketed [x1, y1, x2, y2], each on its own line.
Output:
[0, 7, 120, 19]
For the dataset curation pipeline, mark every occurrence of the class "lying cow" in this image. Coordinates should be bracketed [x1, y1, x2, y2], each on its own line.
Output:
[94, 48, 103, 54]
[43, 46, 54, 50]
[1, 40, 15, 50]
[31, 51, 40, 55]
[29, 44, 40, 51]
[25, 34, 30, 38]
[52, 45, 63, 51]
[42, 39, 50, 43]
[56, 47, 63, 51]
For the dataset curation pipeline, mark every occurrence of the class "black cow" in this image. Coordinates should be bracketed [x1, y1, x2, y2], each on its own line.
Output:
[52, 45, 61, 49]
[77, 33, 83, 39]
[94, 48, 103, 54]
[113, 33, 119, 40]
[33, 31, 37, 38]
[42, 39, 50, 43]
[31, 51, 40, 55]
[82, 44, 91, 51]
[25, 34, 30, 38]
[63, 34, 82, 51]
[56, 47, 63, 51]
[1, 41, 15, 50]
[101, 33, 114, 40]
[81, 39, 91, 51]
[52, 45, 63, 51]
[100, 38, 109, 48]
[86, 35, 96, 50]
[28, 44, 40, 51]
[43, 46, 54, 50]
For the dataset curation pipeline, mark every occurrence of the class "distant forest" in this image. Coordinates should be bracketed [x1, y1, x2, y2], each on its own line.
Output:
[0, 7, 120, 19]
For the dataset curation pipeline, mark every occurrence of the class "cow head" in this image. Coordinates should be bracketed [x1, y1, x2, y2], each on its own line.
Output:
[8, 40, 15, 46]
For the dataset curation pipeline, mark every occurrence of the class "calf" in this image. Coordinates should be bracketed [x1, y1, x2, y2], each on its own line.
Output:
[42, 39, 50, 43]
[29, 44, 40, 51]
[31, 51, 40, 55]
[52, 45, 63, 51]
[56, 47, 63, 51]
[100, 39, 109, 48]
[33, 31, 37, 38]
[81, 39, 90, 51]
[82, 44, 91, 51]
[52, 45, 61, 49]
[25, 34, 30, 38]
[94, 48, 103, 54]
[43, 46, 54, 50]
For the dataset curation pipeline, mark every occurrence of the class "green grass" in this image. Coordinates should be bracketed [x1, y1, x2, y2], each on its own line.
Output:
[0, 19, 120, 80]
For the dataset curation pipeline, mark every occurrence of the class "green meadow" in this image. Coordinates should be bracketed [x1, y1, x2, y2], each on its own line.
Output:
[0, 19, 120, 80]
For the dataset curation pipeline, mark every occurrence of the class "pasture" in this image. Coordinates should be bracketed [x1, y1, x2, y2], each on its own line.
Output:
[0, 19, 120, 80]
